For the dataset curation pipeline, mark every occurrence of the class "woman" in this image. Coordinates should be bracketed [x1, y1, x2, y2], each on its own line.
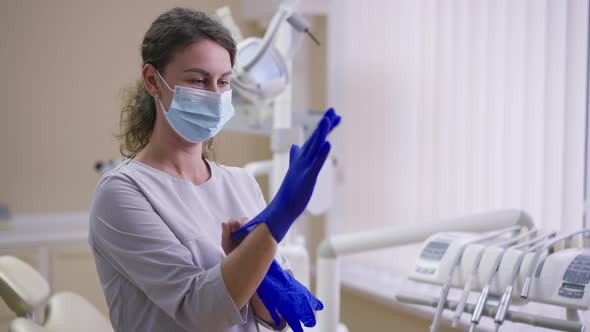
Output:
[88, 7, 340, 332]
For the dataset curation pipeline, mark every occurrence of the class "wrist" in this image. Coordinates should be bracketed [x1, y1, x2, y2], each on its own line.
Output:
[252, 222, 277, 250]
[256, 208, 283, 243]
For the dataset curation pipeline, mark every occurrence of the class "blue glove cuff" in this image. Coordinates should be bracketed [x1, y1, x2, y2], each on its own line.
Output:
[231, 208, 283, 243]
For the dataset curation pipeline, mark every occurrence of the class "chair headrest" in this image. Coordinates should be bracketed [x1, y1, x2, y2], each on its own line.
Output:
[9, 317, 48, 332]
[0, 256, 50, 316]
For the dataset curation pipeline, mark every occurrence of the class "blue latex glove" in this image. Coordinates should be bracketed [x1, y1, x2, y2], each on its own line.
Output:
[257, 259, 324, 332]
[232, 108, 341, 243]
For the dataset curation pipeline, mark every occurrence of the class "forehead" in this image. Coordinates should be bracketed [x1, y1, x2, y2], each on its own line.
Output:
[167, 39, 232, 74]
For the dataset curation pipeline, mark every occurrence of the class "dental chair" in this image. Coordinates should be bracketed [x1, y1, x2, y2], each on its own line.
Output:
[0, 256, 113, 332]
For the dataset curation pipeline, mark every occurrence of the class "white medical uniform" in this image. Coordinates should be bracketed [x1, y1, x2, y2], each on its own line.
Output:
[88, 159, 287, 332]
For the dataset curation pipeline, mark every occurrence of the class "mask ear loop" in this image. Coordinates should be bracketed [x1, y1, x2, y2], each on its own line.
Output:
[155, 70, 175, 92]
[154, 69, 174, 113]
[156, 97, 168, 113]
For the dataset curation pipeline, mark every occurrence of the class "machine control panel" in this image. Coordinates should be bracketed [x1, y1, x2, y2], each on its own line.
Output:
[419, 241, 451, 261]
[415, 241, 451, 275]
[411, 232, 480, 286]
[559, 254, 590, 299]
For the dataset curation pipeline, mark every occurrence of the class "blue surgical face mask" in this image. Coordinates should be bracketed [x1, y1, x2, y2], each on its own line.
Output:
[156, 71, 235, 143]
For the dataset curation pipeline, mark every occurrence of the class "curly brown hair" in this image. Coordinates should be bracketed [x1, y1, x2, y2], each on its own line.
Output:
[117, 7, 236, 158]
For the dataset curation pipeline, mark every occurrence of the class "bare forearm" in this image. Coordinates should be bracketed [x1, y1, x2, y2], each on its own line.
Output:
[221, 223, 276, 309]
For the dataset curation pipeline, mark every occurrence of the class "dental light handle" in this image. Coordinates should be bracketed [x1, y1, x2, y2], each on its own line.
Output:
[239, 2, 320, 73]
[214, 6, 244, 43]
[430, 282, 452, 332]
[241, 4, 293, 72]
[286, 13, 320, 45]
[521, 229, 590, 299]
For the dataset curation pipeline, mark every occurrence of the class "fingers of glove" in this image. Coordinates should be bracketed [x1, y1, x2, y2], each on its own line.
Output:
[325, 108, 338, 130]
[301, 120, 320, 152]
[309, 141, 331, 177]
[290, 274, 324, 313]
[301, 107, 338, 158]
[270, 308, 282, 328]
[308, 293, 324, 311]
[324, 107, 335, 119]
[281, 306, 304, 332]
[330, 115, 341, 130]
[297, 300, 317, 327]
[257, 290, 282, 327]
[289, 144, 300, 164]
[323, 107, 341, 132]
[305, 116, 331, 159]
[230, 228, 247, 242]
[300, 119, 322, 159]
[229, 219, 242, 232]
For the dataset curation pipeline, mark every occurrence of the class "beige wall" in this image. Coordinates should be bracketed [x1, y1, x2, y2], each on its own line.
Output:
[0, 0, 268, 214]
[0, 1, 438, 331]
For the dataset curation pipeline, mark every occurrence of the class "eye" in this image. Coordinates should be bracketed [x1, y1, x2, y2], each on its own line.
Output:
[191, 79, 206, 85]
[218, 80, 230, 87]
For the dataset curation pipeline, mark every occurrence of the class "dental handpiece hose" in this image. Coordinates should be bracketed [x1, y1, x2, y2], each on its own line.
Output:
[493, 232, 558, 330]
[454, 229, 537, 329]
[429, 226, 521, 332]
[469, 231, 554, 332]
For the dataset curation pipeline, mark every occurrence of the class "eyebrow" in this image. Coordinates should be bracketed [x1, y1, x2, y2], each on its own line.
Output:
[184, 68, 233, 76]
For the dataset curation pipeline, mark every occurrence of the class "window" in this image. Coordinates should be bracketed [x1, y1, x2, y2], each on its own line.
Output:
[326, 0, 589, 274]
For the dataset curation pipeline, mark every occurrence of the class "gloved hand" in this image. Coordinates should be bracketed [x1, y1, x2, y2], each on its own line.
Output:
[232, 108, 341, 243]
[258, 259, 324, 332]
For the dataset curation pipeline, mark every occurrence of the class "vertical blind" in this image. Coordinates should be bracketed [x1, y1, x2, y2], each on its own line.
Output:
[326, 0, 589, 272]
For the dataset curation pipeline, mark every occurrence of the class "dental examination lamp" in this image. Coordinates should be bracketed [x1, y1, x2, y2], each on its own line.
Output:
[216, 1, 320, 104]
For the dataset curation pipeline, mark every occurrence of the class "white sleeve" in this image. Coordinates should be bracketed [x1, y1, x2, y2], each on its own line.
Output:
[255, 316, 288, 331]
[89, 173, 248, 331]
